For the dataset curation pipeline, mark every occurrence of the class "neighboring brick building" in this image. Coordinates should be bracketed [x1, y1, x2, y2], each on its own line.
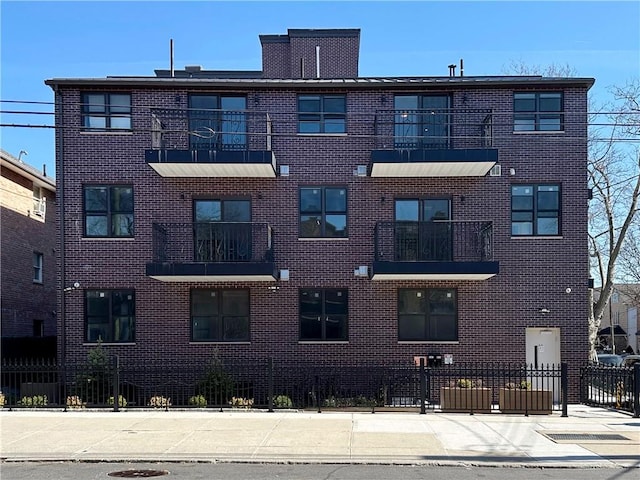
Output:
[46, 29, 593, 397]
[1, 149, 57, 355]
[595, 285, 639, 354]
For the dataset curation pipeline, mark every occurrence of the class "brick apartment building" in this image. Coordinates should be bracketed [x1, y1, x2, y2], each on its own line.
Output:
[1, 149, 57, 356]
[46, 29, 594, 394]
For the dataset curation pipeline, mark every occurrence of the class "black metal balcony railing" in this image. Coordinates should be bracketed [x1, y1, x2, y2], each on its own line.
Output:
[151, 222, 273, 264]
[375, 221, 493, 262]
[150, 108, 272, 152]
[373, 108, 493, 150]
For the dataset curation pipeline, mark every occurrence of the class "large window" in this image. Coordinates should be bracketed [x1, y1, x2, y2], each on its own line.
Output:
[299, 289, 348, 341]
[514, 92, 563, 131]
[394, 95, 451, 148]
[298, 95, 346, 133]
[299, 187, 347, 238]
[82, 93, 131, 130]
[33, 252, 43, 283]
[398, 289, 457, 341]
[188, 94, 246, 149]
[511, 184, 561, 236]
[84, 185, 134, 237]
[191, 289, 250, 342]
[85, 290, 135, 343]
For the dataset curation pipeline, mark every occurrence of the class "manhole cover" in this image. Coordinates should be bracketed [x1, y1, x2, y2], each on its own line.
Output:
[108, 470, 169, 478]
[546, 433, 629, 441]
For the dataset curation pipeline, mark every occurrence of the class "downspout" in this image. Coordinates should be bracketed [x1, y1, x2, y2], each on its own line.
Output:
[54, 84, 66, 364]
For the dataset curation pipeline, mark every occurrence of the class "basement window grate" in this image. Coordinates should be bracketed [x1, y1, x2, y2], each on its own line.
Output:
[546, 433, 629, 441]
[108, 470, 169, 478]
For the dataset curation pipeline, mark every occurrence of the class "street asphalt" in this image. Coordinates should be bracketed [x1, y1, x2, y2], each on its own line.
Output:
[0, 405, 638, 468]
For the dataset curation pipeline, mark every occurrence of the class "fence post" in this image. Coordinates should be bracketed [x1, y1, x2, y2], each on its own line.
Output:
[112, 355, 120, 413]
[268, 358, 274, 413]
[315, 375, 321, 413]
[634, 363, 640, 418]
[561, 362, 568, 417]
[420, 358, 426, 415]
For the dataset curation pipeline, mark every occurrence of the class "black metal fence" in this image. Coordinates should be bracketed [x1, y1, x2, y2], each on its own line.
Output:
[580, 363, 640, 416]
[151, 222, 273, 264]
[373, 108, 493, 150]
[374, 221, 493, 263]
[1, 358, 570, 415]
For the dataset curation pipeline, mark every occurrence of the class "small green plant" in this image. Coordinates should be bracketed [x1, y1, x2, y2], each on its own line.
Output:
[272, 394, 293, 408]
[188, 395, 207, 407]
[196, 352, 235, 405]
[148, 395, 171, 408]
[20, 395, 48, 407]
[108, 395, 128, 407]
[454, 378, 483, 388]
[0, 391, 5, 408]
[504, 380, 532, 390]
[322, 395, 377, 408]
[229, 396, 253, 409]
[66, 395, 85, 408]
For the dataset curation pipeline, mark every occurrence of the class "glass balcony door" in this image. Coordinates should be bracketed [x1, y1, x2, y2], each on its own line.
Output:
[394, 95, 451, 149]
[193, 200, 251, 262]
[395, 199, 452, 261]
[188, 95, 247, 150]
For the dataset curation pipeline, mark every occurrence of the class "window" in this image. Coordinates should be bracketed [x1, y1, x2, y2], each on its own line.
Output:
[33, 252, 43, 283]
[299, 289, 348, 341]
[299, 187, 347, 238]
[84, 185, 134, 237]
[193, 199, 251, 261]
[82, 93, 131, 130]
[398, 289, 457, 341]
[514, 92, 563, 131]
[191, 289, 250, 342]
[85, 290, 135, 343]
[511, 184, 561, 236]
[32, 186, 46, 217]
[298, 95, 346, 133]
[394, 95, 451, 148]
[188, 94, 247, 149]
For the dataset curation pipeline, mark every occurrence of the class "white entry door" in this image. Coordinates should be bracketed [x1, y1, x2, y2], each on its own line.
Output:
[525, 327, 561, 401]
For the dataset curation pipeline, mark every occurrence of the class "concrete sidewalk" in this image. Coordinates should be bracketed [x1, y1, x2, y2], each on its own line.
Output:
[1, 405, 638, 468]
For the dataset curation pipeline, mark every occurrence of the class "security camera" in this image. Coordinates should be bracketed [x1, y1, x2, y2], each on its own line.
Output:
[73, 282, 80, 289]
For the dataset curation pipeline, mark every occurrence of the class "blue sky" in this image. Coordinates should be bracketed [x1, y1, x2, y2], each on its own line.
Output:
[1, 0, 639, 178]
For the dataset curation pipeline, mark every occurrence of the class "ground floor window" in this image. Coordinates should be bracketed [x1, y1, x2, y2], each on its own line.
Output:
[85, 290, 135, 343]
[398, 288, 457, 341]
[191, 289, 250, 342]
[299, 289, 348, 341]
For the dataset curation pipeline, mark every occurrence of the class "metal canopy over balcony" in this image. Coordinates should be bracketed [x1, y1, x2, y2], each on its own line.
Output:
[371, 220, 498, 280]
[371, 108, 497, 177]
[145, 108, 276, 177]
[146, 222, 276, 282]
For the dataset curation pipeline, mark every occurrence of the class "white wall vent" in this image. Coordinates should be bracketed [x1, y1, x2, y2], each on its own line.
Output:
[280, 165, 289, 177]
[354, 266, 369, 277]
[489, 164, 502, 177]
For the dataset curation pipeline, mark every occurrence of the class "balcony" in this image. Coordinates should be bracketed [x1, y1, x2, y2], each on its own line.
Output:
[372, 221, 498, 280]
[370, 109, 497, 177]
[145, 108, 276, 177]
[146, 222, 276, 282]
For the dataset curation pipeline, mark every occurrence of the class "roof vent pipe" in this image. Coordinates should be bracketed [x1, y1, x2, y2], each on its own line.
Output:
[170, 39, 174, 78]
[315, 45, 320, 78]
[460, 58, 464, 77]
[448, 64, 456, 77]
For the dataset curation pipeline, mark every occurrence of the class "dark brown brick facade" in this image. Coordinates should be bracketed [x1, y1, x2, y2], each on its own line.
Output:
[49, 29, 592, 401]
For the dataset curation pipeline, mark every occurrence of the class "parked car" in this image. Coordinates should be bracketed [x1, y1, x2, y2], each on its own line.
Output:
[621, 355, 640, 367]
[596, 354, 623, 366]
